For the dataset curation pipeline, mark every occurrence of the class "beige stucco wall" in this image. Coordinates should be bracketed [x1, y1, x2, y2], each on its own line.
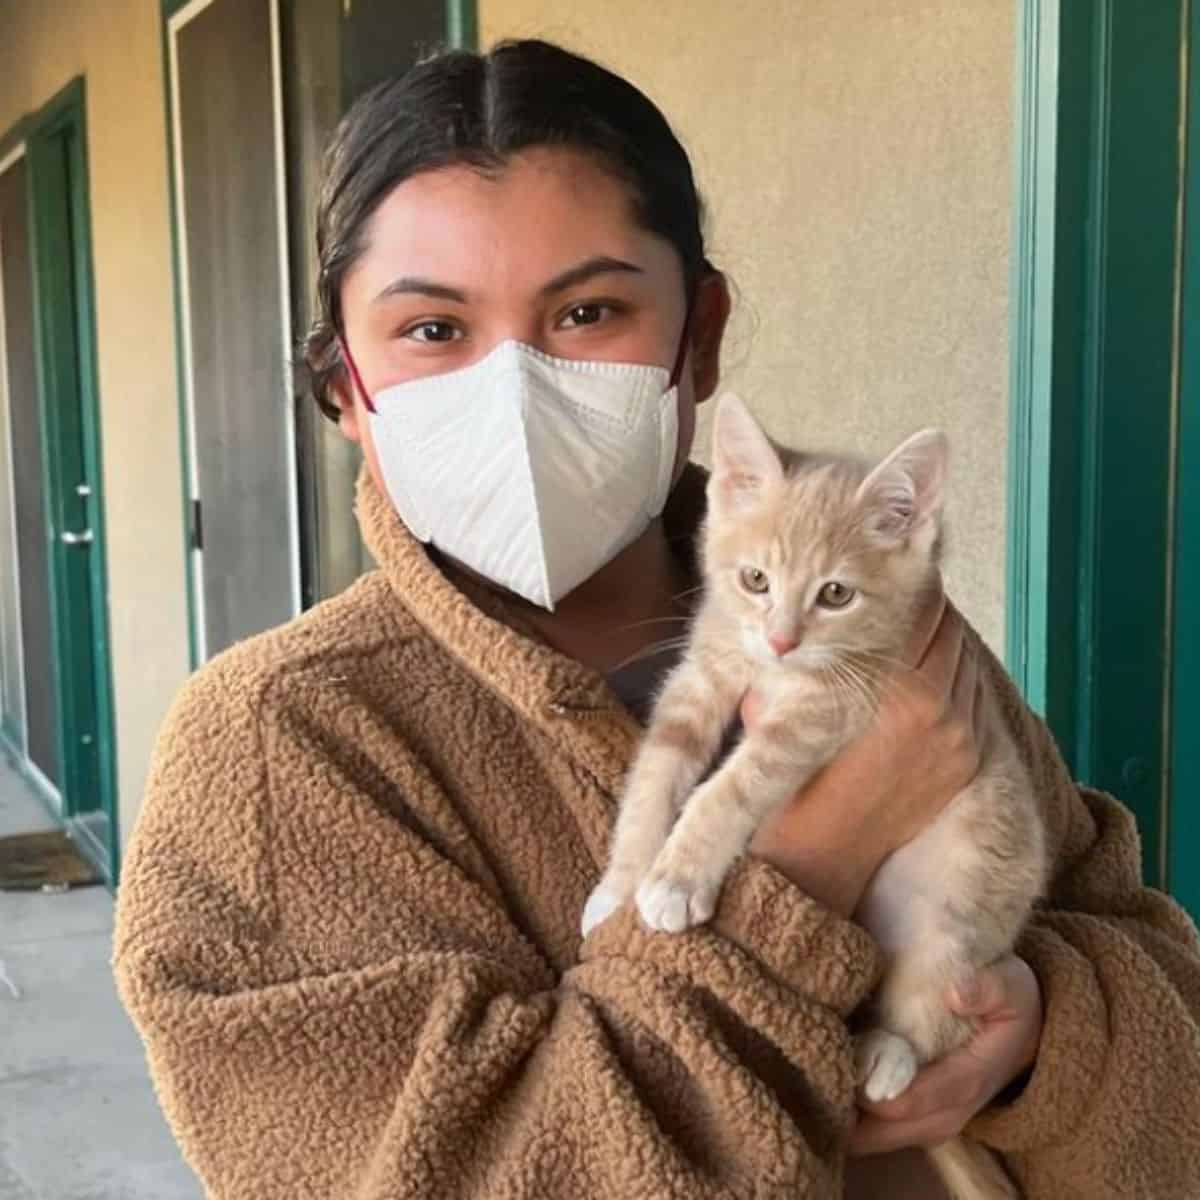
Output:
[481, 0, 1014, 653]
[0, 0, 189, 856]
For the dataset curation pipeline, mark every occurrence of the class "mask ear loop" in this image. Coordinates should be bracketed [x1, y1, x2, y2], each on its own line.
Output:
[336, 335, 377, 414]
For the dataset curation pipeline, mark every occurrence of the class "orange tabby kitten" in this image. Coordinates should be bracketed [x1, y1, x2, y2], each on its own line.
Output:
[582, 395, 1047, 1200]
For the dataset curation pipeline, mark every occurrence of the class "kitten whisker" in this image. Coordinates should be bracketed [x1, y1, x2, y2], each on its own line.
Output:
[830, 659, 884, 718]
[820, 666, 854, 717]
[820, 646, 910, 673]
[841, 656, 887, 699]
[614, 615, 692, 633]
[608, 636, 692, 673]
[822, 661, 875, 719]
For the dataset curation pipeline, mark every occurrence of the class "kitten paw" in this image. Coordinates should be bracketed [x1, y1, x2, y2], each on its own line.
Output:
[854, 1029, 919, 1103]
[581, 881, 626, 936]
[635, 874, 718, 933]
[580, 878, 638, 940]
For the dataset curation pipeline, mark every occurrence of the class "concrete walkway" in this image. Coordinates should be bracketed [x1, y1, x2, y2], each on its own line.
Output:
[0, 759, 202, 1199]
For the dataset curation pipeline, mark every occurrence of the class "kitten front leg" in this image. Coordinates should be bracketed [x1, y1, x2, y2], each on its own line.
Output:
[637, 727, 832, 932]
[582, 660, 742, 936]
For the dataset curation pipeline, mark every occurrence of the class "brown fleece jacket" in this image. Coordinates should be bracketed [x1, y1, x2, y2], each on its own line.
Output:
[113, 467, 1200, 1199]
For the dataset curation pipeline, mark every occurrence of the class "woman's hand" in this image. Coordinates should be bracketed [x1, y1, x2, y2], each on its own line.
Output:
[849, 955, 1044, 1155]
[746, 593, 983, 916]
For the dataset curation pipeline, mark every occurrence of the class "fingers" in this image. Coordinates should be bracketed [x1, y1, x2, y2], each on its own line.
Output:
[903, 585, 948, 667]
[851, 1055, 982, 1156]
[857, 1052, 980, 1123]
[948, 630, 980, 726]
[950, 955, 1044, 1074]
[947, 962, 1008, 1016]
[970, 657, 986, 747]
[852, 959, 1045, 1158]
[914, 600, 965, 695]
[849, 1105, 968, 1156]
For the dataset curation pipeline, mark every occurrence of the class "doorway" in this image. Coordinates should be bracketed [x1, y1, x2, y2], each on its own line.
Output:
[0, 80, 118, 883]
[164, 0, 453, 665]
[282, 0, 447, 612]
[166, 0, 301, 663]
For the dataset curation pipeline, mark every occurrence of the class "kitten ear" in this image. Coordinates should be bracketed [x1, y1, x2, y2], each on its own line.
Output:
[710, 394, 783, 508]
[855, 429, 949, 542]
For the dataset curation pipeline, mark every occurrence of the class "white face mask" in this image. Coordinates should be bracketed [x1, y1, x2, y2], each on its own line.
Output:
[359, 340, 681, 610]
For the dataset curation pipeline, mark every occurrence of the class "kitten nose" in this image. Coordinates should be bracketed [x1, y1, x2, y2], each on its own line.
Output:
[768, 632, 800, 657]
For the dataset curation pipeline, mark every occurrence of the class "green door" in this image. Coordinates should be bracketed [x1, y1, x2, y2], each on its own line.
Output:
[1008, 1, 1195, 918]
[1172, 0, 1200, 922]
[1173, 349, 1199, 920]
[24, 82, 117, 882]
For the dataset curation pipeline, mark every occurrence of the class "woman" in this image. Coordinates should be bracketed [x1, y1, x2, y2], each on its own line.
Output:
[113, 39, 1200, 1198]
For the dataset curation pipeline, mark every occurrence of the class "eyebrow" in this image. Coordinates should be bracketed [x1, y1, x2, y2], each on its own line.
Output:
[373, 277, 468, 304]
[538, 255, 644, 297]
[371, 255, 644, 307]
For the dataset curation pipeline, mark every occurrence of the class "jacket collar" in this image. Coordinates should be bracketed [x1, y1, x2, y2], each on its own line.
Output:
[355, 463, 708, 795]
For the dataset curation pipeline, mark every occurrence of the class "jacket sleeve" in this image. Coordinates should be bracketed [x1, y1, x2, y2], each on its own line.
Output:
[112, 658, 882, 1200]
[968, 637, 1200, 1199]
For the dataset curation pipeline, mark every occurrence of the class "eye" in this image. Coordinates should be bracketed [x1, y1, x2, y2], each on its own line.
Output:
[817, 580, 856, 609]
[403, 320, 462, 344]
[739, 566, 770, 594]
[557, 302, 617, 329]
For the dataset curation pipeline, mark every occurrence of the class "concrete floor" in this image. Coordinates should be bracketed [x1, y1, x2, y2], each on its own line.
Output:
[0, 759, 203, 1199]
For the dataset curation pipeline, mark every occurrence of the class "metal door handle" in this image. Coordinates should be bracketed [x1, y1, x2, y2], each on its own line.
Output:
[60, 529, 94, 546]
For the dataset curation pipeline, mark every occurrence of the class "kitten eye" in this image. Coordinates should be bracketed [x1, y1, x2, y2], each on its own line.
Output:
[739, 566, 770, 594]
[817, 580, 856, 609]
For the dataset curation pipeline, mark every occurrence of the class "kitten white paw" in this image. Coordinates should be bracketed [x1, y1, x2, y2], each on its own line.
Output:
[854, 1029, 918, 1103]
[635, 875, 718, 933]
[581, 883, 623, 937]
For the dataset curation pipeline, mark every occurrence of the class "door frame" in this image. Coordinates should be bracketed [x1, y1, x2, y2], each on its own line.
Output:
[446, 0, 477, 48]
[1007, 0, 1185, 890]
[0, 79, 119, 884]
[0, 138, 30, 761]
[162, 0, 301, 668]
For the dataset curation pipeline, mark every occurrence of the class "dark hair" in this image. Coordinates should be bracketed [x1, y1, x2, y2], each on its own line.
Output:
[303, 38, 713, 419]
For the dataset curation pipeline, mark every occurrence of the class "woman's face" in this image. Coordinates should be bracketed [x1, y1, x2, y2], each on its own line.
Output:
[334, 147, 730, 493]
